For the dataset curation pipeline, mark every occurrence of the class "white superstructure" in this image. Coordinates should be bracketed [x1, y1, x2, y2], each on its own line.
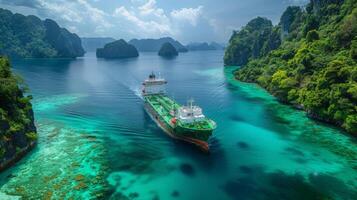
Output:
[177, 99, 205, 124]
[142, 72, 167, 96]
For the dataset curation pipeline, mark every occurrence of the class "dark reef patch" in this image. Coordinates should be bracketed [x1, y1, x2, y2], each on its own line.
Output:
[226, 83, 239, 91]
[222, 166, 357, 200]
[294, 158, 308, 164]
[308, 173, 357, 199]
[239, 166, 253, 174]
[105, 139, 165, 175]
[271, 114, 291, 125]
[129, 192, 139, 198]
[171, 190, 180, 197]
[179, 163, 195, 177]
[237, 142, 250, 149]
[229, 115, 245, 122]
[223, 176, 258, 200]
[246, 96, 266, 103]
[152, 194, 160, 200]
[284, 147, 305, 157]
[172, 137, 228, 173]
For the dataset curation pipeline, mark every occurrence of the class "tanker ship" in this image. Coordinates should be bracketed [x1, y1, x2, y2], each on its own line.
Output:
[142, 72, 216, 151]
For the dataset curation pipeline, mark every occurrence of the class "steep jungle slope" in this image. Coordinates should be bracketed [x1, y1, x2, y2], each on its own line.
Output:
[0, 8, 84, 58]
[0, 57, 37, 170]
[225, 0, 357, 134]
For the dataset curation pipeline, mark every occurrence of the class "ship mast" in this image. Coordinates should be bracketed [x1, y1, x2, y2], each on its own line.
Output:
[188, 98, 194, 109]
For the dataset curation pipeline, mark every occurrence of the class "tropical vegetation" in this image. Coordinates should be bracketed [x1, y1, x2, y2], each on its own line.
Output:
[224, 0, 357, 134]
[0, 8, 84, 58]
[0, 57, 36, 166]
[96, 39, 139, 59]
[158, 42, 179, 57]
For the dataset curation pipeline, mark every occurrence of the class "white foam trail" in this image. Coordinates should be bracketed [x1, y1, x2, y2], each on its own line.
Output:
[131, 86, 143, 100]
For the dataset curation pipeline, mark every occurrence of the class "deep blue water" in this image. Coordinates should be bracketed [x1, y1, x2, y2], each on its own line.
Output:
[0, 51, 356, 199]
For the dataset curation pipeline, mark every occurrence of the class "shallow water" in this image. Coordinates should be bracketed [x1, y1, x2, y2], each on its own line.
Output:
[0, 51, 356, 200]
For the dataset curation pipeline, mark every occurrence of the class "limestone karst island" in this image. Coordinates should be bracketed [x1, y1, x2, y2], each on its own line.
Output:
[0, 0, 356, 199]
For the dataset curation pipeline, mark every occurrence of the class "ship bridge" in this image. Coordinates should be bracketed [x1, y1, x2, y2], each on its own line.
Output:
[177, 100, 206, 124]
[142, 72, 167, 96]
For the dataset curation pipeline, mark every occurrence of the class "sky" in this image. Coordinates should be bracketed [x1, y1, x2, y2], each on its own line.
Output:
[0, 0, 309, 44]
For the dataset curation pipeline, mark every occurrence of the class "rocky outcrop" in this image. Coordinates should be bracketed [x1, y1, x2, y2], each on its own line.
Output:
[96, 39, 139, 59]
[44, 19, 85, 58]
[224, 17, 281, 66]
[158, 42, 179, 57]
[0, 8, 84, 58]
[280, 6, 303, 39]
[0, 57, 37, 171]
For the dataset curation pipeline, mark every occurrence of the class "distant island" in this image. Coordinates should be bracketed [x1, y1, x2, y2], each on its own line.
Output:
[129, 37, 188, 52]
[186, 42, 225, 51]
[96, 39, 139, 59]
[81, 37, 116, 52]
[225, 0, 357, 134]
[0, 57, 37, 171]
[0, 8, 84, 58]
[158, 42, 179, 57]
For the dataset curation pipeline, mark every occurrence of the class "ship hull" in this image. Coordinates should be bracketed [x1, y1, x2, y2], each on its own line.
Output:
[144, 102, 211, 152]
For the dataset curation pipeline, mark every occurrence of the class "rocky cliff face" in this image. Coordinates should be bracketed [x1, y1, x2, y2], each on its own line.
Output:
[224, 17, 281, 66]
[0, 57, 37, 171]
[44, 19, 85, 58]
[280, 6, 303, 40]
[0, 8, 84, 58]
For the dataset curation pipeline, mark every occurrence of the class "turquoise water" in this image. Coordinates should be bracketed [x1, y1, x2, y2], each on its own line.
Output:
[0, 51, 356, 199]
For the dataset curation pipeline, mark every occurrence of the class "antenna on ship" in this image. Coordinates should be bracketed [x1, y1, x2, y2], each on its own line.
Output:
[149, 71, 155, 79]
[188, 98, 194, 109]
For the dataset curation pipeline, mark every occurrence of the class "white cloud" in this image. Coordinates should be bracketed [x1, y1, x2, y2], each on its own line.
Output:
[170, 6, 203, 26]
[138, 0, 156, 15]
[112, 0, 205, 39]
[113, 6, 171, 35]
[37, 0, 83, 23]
[3, 0, 113, 35]
[1, 0, 213, 41]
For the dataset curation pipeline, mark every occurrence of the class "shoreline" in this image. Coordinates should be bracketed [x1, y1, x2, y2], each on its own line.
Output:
[229, 68, 355, 136]
[0, 142, 36, 172]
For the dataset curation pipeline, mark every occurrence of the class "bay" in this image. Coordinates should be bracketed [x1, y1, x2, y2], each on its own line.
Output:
[0, 51, 356, 199]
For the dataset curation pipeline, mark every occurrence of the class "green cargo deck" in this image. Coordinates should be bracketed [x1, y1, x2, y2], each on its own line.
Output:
[145, 94, 216, 131]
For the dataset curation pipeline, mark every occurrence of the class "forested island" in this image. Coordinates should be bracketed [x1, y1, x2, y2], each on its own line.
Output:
[158, 42, 179, 57]
[96, 39, 139, 59]
[225, 0, 357, 134]
[129, 37, 188, 52]
[186, 42, 225, 51]
[0, 8, 84, 58]
[0, 57, 37, 171]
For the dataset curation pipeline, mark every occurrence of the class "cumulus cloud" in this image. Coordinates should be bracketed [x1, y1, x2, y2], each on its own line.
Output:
[113, 6, 171, 35]
[170, 6, 203, 26]
[0, 0, 211, 41]
[112, 0, 206, 39]
[0, 0, 112, 34]
[37, 0, 112, 33]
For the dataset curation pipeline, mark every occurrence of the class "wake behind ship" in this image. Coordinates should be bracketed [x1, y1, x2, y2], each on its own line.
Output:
[142, 72, 216, 152]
